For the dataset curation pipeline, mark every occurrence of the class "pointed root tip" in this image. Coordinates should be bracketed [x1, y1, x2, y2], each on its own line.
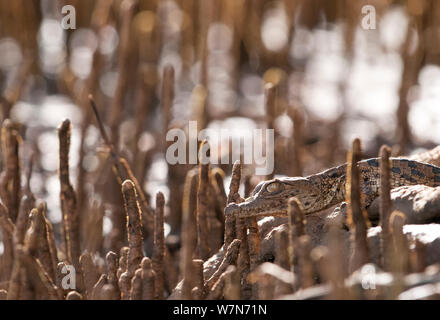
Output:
[58, 118, 71, 131]
[122, 179, 135, 193]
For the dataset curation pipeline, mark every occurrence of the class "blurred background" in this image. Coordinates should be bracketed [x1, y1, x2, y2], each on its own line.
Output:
[0, 0, 439, 256]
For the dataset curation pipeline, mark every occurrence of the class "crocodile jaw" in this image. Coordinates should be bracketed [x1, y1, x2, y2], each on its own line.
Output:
[224, 198, 288, 218]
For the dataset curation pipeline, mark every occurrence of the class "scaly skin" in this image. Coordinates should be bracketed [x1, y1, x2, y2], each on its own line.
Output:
[225, 147, 440, 218]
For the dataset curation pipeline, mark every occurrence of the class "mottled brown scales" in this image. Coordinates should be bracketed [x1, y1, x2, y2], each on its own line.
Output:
[358, 158, 440, 205]
[226, 154, 440, 218]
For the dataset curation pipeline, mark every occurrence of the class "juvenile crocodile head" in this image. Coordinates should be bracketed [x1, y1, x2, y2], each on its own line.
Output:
[225, 177, 322, 218]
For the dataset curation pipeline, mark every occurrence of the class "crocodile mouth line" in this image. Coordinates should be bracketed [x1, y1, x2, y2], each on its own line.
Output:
[225, 202, 287, 218]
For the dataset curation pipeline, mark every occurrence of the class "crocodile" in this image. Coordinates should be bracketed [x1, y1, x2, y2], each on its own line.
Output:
[224, 147, 440, 218]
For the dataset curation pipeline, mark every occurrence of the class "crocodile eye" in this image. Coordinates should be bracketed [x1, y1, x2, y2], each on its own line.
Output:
[266, 182, 282, 193]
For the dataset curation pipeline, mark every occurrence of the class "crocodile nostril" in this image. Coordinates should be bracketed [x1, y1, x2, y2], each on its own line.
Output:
[224, 203, 240, 216]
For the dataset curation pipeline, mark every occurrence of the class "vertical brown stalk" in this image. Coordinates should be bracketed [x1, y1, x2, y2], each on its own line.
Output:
[287, 197, 305, 272]
[23, 207, 56, 282]
[288, 105, 304, 176]
[84, 201, 104, 254]
[76, 0, 112, 228]
[325, 220, 349, 298]
[56, 262, 68, 298]
[44, 214, 59, 285]
[108, 0, 137, 146]
[130, 269, 143, 300]
[198, 0, 214, 89]
[119, 272, 130, 300]
[122, 157, 182, 292]
[379, 145, 392, 270]
[1, 57, 32, 120]
[122, 180, 144, 280]
[226, 161, 250, 298]
[247, 213, 260, 299]
[118, 158, 154, 232]
[227, 162, 243, 207]
[0, 202, 14, 279]
[141, 257, 156, 300]
[206, 180, 223, 253]
[0, 119, 21, 222]
[243, 178, 258, 272]
[161, 65, 174, 148]
[152, 192, 165, 299]
[9, 195, 32, 295]
[90, 96, 158, 252]
[58, 119, 80, 270]
[164, 122, 186, 240]
[288, 197, 306, 237]
[8, 246, 29, 299]
[264, 83, 276, 180]
[14, 195, 33, 246]
[210, 168, 227, 230]
[132, 64, 154, 166]
[106, 251, 120, 299]
[180, 169, 198, 299]
[235, 217, 251, 299]
[297, 235, 314, 289]
[390, 211, 409, 298]
[0, 202, 15, 234]
[192, 259, 206, 299]
[117, 246, 129, 279]
[275, 229, 290, 270]
[390, 211, 409, 274]
[20, 248, 59, 300]
[244, 175, 252, 198]
[190, 84, 208, 135]
[225, 160, 242, 246]
[80, 253, 99, 299]
[23, 124, 34, 201]
[122, 155, 182, 293]
[179, 0, 195, 73]
[395, 14, 426, 155]
[327, 118, 342, 166]
[7, 245, 22, 299]
[246, 217, 260, 271]
[88, 95, 127, 250]
[346, 138, 370, 273]
[196, 140, 211, 260]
